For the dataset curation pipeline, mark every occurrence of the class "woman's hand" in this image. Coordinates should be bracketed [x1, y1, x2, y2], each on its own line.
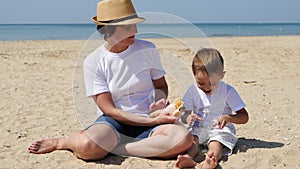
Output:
[94, 92, 171, 126]
[153, 111, 177, 125]
[149, 98, 169, 112]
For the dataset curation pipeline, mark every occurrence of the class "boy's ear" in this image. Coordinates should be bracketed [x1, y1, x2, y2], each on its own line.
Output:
[221, 71, 226, 79]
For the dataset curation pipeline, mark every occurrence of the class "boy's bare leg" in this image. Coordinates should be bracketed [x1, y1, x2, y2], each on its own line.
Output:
[113, 124, 193, 158]
[202, 141, 222, 169]
[175, 136, 199, 168]
[28, 124, 118, 160]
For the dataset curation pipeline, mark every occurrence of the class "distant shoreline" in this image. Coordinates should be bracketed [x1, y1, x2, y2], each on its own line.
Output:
[1, 35, 300, 42]
[1, 23, 300, 41]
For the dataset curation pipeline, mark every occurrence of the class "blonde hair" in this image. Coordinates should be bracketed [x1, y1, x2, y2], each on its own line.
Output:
[192, 48, 224, 76]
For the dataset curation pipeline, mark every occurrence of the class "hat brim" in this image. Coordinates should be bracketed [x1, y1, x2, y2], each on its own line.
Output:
[92, 16, 145, 25]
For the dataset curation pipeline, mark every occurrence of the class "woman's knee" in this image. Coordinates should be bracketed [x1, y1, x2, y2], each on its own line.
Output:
[179, 128, 193, 148]
[156, 125, 193, 158]
[160, 124, 193, 148]
[173, 125, 193, 140]
[74, 132, 98, 153]
[72, 132, 109, 160]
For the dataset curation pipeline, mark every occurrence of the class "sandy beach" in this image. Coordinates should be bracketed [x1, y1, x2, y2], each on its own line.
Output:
[0, 36, 300, 169]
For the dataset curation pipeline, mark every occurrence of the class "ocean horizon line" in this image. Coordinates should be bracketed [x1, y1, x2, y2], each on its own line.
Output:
[1, 23, 300, 41]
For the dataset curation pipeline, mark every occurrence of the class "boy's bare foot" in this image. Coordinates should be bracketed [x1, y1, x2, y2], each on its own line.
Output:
[176, 154, 196, 168]
[202, 151, 218, 169]
[28, 137, 67, 154]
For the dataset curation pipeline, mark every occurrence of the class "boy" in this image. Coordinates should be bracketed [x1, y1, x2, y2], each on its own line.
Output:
[176, 48, 249, 169]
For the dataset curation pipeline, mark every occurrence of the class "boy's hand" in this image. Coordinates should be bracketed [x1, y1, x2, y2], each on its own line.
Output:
[216, 115, 230, 129]
[187, 114, 202, 127]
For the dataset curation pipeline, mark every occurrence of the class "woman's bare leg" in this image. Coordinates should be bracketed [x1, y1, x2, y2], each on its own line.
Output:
[28, 124, 118, 160]
[113, 124, 193, 158]
[28, 137, 68, 154]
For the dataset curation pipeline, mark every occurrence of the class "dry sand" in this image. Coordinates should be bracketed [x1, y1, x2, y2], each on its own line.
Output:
[0, 36, 299, 169]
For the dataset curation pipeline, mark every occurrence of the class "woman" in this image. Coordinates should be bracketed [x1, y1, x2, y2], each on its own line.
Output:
[28, 0, 192, 161]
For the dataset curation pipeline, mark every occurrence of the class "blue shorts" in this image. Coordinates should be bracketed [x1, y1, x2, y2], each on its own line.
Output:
[85, 115, 160, 144]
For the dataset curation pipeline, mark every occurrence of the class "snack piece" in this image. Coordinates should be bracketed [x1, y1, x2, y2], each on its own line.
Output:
[174, 98, 184, 110]
[172, 98, 184, 117]
[171, 110, 181, 117]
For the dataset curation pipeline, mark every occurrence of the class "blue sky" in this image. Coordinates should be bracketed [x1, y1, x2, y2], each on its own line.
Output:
[0, 0, 299, 24]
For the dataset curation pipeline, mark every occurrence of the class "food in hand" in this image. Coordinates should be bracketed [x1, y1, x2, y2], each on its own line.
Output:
[149, 97, 184, 118]
[171, 110, 180, 117]
[168, 98, 184, 117]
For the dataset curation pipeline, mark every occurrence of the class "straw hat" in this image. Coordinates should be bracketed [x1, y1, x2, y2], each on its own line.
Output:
[92, 0, 145, 25]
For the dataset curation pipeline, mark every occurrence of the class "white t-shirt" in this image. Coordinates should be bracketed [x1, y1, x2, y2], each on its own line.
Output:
[84, 39, 166, 116]
[183, 81, 246, 132]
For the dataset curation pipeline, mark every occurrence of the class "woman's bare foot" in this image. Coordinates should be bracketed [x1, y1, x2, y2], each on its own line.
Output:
[176, 154, 196, 168]
[28, 137, 67, 154]
[202, 151, 218, 169]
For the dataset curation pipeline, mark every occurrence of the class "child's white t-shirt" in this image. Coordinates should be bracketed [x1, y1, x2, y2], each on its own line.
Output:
[84, 39, 166, 116]
[183, 81, 246, 131]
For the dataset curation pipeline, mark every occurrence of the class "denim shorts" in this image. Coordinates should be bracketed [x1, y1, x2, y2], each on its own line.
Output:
[85, 115, 160, 144]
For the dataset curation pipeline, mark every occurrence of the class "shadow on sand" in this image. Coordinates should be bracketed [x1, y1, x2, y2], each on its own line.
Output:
[193, 137, 285, 169]
[214, 137, 285, 169]
[86, 137, 284, 168]
[232, 137, 284, 154]
[87, 153, 127, 166]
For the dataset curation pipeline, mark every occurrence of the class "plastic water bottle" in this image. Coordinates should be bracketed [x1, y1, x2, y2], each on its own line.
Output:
[204, 107, 221, 129]
[202, 107, 210, 126]
[200, 108, 211, 142]
[190, 107, 211, 143]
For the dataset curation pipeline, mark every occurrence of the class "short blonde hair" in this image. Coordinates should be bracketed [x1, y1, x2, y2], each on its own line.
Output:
[192, 48, 224, 76]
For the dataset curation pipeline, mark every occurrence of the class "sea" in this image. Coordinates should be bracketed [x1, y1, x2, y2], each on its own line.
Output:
[0, 23, 300, 41]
